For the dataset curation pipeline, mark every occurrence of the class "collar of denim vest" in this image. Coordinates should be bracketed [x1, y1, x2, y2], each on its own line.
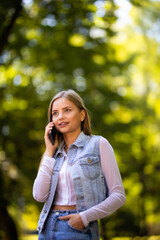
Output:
[54, 131, 88, 158]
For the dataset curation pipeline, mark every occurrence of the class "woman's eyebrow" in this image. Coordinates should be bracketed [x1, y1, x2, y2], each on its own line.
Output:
[52, 106, 72, 112]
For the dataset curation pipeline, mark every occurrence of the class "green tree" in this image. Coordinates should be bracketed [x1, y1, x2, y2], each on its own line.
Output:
[0, 1, 121, 239]
[1, 0, 160, 239]
[104, 0, 160, 237]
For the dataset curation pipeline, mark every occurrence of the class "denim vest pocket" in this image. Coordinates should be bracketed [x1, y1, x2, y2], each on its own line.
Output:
[79, 156, 100, 180]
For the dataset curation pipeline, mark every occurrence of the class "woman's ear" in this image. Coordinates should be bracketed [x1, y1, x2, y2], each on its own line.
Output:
[80, 109, 86, 122]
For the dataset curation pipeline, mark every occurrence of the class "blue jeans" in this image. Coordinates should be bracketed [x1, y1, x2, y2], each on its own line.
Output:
[38, 210, 99, 240]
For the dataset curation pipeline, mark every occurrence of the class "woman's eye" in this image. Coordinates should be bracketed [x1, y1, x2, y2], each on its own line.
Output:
[52, 112, 57, 116]
[65, 109, 71, 112]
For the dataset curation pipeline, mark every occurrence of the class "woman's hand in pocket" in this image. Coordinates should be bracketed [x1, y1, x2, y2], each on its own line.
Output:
[59, 213, 84, 230]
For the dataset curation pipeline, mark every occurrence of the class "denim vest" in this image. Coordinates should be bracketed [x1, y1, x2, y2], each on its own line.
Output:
[37, 132, 108, 233]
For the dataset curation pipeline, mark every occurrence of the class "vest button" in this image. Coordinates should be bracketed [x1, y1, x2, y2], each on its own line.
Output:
[44, 210, 47, 213]
[59, 153, 63, 157]
[52, 172, 55, 175]
[88, 158, 92, 163]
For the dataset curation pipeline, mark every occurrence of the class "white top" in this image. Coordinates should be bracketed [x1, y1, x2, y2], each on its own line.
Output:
[54, 153, 76, 205]
[33, 136, 126, 227]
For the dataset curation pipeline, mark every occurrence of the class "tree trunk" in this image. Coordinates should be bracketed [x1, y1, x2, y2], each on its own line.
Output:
[0, 0, 22, 57]
[0, 171, 19, 240]
[0, 203, 19, 240]
[99, 219, 108, 240]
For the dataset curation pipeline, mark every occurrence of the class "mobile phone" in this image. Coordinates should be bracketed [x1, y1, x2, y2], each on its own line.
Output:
[49, 126, 57, 145]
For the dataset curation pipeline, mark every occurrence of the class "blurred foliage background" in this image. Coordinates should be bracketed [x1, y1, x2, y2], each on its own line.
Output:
[0, 0, 160, 239]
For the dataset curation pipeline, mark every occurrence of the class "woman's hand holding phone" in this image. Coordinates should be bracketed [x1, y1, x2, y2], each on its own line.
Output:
[44, 122, 59, 157]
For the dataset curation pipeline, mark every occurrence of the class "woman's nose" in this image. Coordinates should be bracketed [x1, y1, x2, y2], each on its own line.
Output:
[58, 112, 64, 119]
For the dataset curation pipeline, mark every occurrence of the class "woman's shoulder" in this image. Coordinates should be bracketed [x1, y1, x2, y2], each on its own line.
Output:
[90, 134, 108, 142]
[91, 135, 114, 152]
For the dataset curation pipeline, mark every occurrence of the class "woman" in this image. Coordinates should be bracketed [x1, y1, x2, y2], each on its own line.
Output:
[33, 89, 126, 240]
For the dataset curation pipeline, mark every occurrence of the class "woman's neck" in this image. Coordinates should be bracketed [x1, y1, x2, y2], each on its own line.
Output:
[63, 130, 81, 151]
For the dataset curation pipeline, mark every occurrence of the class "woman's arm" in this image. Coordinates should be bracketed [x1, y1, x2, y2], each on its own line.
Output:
[33, 122, 59, 202]
[33, 155, 55, 202]
[79, 136, 126, 227]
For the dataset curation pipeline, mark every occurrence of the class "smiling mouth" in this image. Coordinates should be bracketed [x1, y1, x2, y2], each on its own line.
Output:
[58, 122, 69, 127]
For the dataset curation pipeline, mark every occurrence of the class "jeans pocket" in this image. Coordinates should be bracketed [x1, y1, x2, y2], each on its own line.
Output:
[67, 220, 85, 233]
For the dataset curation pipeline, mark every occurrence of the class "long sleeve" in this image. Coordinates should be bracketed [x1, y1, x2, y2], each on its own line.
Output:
[33, 156, 56, 202]
[79, 137, 126, 227]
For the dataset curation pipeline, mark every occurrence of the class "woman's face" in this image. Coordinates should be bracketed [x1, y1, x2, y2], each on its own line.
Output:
[51, 97, 85, 136]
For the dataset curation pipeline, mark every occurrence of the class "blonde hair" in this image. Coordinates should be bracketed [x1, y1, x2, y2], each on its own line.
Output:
[48, 89, 91, 136]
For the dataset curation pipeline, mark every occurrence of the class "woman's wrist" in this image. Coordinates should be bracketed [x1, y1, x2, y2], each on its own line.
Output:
[44, 149, 55, 157]
[79, 212, 89, 227]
